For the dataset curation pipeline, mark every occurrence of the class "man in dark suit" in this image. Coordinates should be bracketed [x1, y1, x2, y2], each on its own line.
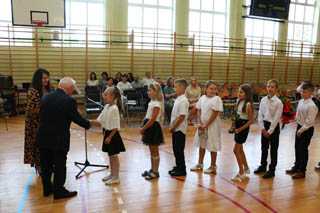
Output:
[38, 77, 92, 200]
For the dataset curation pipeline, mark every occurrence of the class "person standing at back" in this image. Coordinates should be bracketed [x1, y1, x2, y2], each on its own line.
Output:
[37, 77, 92, 199]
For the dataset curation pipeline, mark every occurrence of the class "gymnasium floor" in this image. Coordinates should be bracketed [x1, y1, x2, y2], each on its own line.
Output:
[1, 114, 320, 213]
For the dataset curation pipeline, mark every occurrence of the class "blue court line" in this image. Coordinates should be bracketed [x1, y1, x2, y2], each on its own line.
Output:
[17, 170, 34, 213]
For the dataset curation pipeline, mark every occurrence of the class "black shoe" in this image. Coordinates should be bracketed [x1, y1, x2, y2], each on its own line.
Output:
[254, 166, 266, 174]
[54, 189, 77, 200]
[43, 189, 53, 197]
[262, 170, 275, 179]
[170, 169, 187, 176]
[43, 185, 53, 197]
[168, 166, 178, 175]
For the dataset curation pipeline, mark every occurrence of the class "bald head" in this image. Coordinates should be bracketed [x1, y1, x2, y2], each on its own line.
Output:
[59, 77, 76, 96]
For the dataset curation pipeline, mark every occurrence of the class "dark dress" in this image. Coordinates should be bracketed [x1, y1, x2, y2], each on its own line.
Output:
[234, 119, 250, 144]
[102, 129, 126, 155]
[24, 88, 41, 166]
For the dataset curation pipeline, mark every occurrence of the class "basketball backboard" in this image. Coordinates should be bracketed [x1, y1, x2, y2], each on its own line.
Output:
[11, 0, 66, 28]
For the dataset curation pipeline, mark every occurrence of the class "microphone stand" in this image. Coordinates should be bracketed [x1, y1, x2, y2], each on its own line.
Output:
[74, 90, 109, 179]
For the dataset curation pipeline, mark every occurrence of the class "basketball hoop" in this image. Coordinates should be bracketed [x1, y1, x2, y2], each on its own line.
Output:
[32, 20, 46, 27]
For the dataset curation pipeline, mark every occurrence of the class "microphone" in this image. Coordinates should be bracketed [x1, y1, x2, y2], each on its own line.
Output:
[74, 86, 104, 108]
[53, 77, 60, 83]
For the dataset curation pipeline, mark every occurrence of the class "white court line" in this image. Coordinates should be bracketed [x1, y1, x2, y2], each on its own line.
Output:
[117, 197, 123, 205]
[113, 187, 119, 193]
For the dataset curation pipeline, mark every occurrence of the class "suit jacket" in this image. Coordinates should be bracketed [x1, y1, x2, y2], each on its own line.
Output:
[38, 88, 90, 152]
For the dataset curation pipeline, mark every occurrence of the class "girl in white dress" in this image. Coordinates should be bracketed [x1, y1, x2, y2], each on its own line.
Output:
[92, 87, 125, 185]
[190, 80, 223, 174]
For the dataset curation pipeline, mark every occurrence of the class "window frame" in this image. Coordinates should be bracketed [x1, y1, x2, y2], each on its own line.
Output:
[188, 0, 229, 52]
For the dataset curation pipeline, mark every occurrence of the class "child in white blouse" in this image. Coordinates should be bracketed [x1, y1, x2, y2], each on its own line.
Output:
[190, 80, 223, 174]
[231, 84, 254, 182]
[140, 82, 165, 180]
[93, 87, 125, 185]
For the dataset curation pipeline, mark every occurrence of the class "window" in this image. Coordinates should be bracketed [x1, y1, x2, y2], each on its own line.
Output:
[128, 0, 175, 49]
[288, 0, 316, 56]
[189, 0, 229, 52]
[0, 0, 33, 46]
[54, 0, 106, 48]
[244, 0, 279, 55]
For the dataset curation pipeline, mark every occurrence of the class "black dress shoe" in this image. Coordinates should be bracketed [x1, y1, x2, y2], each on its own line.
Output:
[54, 189, 77, 200]
[43, 185, 53, 197]
[254, 166, 266, 174]
[43, 189, 53, 197]
[286, 167, 297, 174]
[168, 166, 178, 175]
[262, 170, 275, 179]
[170, 170, 187, 176]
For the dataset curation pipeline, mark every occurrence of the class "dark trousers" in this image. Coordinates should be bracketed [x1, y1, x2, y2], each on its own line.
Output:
[40, 149, 67, 194]
[260, 121, 280, 171]
[294, 125, 314, 173]
[172, 131, 186, 171]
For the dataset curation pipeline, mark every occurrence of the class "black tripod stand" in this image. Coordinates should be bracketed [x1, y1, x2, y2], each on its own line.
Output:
[74, 91, 109, 179]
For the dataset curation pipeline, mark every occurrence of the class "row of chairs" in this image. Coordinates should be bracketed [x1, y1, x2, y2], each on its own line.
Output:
[83, 86, 147, 126]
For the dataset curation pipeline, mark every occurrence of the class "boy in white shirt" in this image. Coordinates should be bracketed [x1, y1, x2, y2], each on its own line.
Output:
[254, 79, 283, 179]
[286, 82, 318, 179]
[169, 79, 189, 176]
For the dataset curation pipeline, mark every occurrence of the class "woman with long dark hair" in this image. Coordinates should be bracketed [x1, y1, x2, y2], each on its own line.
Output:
[24, 68, 52, 175]
[87, 72, 99, 86]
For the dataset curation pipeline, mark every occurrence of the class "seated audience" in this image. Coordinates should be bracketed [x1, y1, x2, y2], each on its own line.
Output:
[127, 72, 134, 83]
[185, 76, 201, 125]
[100, 72, 108, 87]
[114, 72, 122, 86]
[87, 72, 99, 86]
[155, 77, 166, 92]
[164, 76, 176, 122]
[131, 74, 144, 88]
[117, 74, 133, 94]
[141, 72, 155, 86]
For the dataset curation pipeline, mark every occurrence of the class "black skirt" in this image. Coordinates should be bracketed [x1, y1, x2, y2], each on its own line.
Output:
[102, 129, 126, 155]
[141, 119, 164, 146]
[234, 119, 250, 144]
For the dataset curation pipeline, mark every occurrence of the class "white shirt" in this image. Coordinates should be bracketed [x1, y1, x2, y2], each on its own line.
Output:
[141, 77, 155, 86]
[145, 100, 162, 122]
[170, 95, 189, 134]
[87, 79, 99, 86]
[97, 104, 120, 130]
[258, 95, 283, 135]
[236, 100, 250, 120]
[116, 82, 132, 93]
[296, 98, 318, 134]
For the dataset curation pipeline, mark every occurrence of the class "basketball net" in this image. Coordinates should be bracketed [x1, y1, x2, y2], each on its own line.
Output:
[32, 20, 46, 27]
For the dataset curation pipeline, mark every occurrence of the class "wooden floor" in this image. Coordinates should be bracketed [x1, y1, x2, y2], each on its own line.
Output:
[1, 114, 320, 213]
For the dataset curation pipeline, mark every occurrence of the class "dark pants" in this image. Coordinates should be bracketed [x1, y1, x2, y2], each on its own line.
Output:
[172, 131, 186, 171]
[294, 125, 314, 173]
[260, 121, 280, 171]
[165, 104, 173, 123]
[40, 149, 67, 194]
